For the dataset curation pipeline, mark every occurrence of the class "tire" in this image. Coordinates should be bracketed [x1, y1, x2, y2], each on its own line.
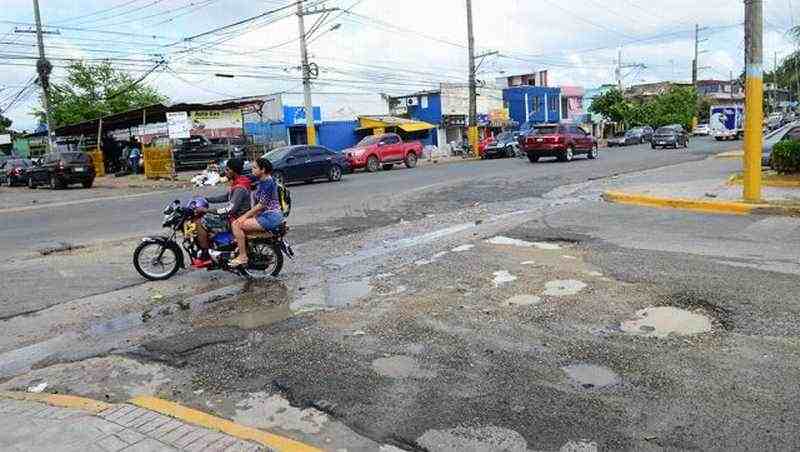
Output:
[382, 164, 395, 171]
[272, 171, 286, 186]
[133, 241, 181, 281]
[404, 152, 418, 169]
[560, 146, 574, 162]
[588, 144, 599, 160]
[651, 145, 657, 150]
[82, 179, 94, 189]
[505, 146, 515, 158]
[244, 241, 284, 278]
[527, 153, 540, 163]
[49, 175, 61, 190]
[328, 164, 342, 182]
[366, 155, 380, 172]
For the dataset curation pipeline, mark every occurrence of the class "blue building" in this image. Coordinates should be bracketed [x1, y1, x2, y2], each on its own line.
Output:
[388, 90, 441, 146]
[502, 86, 562, 130]
[244, 105, 360, 151]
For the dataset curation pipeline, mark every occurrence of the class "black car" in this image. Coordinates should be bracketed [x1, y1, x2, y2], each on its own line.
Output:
[263, 145, 350, 186]
[482, 131, 520, 159]
[27, 152, 95, 189]
[609, 127, 653, 146]
[0, 158, 32, 186]
[170, 135, 244, 171]
[652, 125, 689, 149]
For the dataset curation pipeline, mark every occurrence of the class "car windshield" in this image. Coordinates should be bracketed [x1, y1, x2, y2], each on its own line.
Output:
[265, 147, 294, 162]
[496, 132, 514, 141]
[533, 126, 559, 135]
[625, 130, 639, 137]
[60, 152, 89, 163]
[655, 127, 675, 134]
[357, 136, 382, 147]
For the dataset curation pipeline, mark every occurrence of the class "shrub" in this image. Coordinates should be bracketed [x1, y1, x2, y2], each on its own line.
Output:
[771, 140, 800, 174]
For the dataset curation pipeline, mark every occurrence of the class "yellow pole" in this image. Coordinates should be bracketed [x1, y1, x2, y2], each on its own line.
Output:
[743, 0, 763, 202]
[468, 126, 478, 158]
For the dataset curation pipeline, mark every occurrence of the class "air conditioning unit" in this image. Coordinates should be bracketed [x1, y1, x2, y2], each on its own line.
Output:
[406, 97, 419, 106]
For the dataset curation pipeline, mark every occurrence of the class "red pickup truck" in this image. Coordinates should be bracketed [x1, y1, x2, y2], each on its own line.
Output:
[344, 133, 424, 172]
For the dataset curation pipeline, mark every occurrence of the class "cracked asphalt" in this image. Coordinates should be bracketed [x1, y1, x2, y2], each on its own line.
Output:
[3, 138, 799, 451]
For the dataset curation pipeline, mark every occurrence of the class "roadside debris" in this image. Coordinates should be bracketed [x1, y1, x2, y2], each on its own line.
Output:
[493, 270, 518, 287]
[191, 170, 224, 187]
[26, 381, 48, 393]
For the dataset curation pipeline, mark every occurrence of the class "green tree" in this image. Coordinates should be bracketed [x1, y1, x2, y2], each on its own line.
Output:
[588, 88, 629, 124]
[37, 61, 167, 128]
[649, 86, 698, 130]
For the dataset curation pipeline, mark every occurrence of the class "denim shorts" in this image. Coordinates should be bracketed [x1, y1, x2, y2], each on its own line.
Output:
[256, 211, 284, 233]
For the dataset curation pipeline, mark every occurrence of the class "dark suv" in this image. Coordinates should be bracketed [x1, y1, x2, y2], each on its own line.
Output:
[520, 123, 599, 163]
[27, 152, 95, 189]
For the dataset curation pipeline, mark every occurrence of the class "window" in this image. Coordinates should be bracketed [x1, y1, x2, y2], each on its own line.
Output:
[384, 135, 400, 145]
[567, 125, 580, 134]
[289, 147, 309, 159]
[530, 96, 541, 114]
[578, 127, 590, 136]
[308, 146, 329, 158]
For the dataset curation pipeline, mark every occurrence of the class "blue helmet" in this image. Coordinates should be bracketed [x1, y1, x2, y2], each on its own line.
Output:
[186, 197, 209, 211]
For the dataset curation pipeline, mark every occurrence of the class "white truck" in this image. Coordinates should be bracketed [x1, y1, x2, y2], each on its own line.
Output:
[709, 105, 744, 141]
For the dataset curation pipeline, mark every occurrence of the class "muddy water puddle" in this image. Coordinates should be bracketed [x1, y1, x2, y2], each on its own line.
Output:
[621, 306, 713, 338]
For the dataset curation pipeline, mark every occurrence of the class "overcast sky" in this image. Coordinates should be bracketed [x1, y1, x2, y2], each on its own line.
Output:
[1, 0, 798, 130]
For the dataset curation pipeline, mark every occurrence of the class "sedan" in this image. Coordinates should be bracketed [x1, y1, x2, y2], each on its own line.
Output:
[0, 158, 33, 186]
[262, 144, 349, 186]
[693, 124, 710, 136]
[762, 121, 800, 167]
[481, 131, 520, 159]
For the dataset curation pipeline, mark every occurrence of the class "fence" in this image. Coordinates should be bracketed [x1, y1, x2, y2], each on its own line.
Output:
[143, 146, 174, 179]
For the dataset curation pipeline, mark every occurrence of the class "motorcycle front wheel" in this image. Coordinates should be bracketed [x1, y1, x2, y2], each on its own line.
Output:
[133, 241, 181, 281]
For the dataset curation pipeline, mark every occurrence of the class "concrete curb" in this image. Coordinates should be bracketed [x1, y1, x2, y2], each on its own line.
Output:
[714, 150, 744, 159]
[602, 191, 783, 216]
[130, 396, 321, 452]
[0, 390, 112, 413]
[728, 173, 800, 188]
[0, 391, 320, 452]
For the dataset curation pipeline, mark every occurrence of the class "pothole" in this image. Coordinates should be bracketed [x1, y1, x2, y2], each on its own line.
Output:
[452, 244, 475, 252]
[493, 271, 517, 287]
[486, 236, 562, 250]
[507, 294, 542, 307]
[417, 425, 528, 452]
[371, 355, 431, 379]
[543, 280, 587, 296]
[562, 364, 620, 390]
[620, 306, 713, 338]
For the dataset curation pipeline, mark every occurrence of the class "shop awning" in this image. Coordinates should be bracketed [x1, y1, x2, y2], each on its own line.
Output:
[358, 116, 435, 133]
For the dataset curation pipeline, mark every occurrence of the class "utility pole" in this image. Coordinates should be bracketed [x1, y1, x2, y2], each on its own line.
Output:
[730, 70, 735, 101]
[693, 24, 699, 86]
[615, 48, 645, 92]
[296, 0, 317, 146]
[743, 0, 763, 202]
[32, 0, 54, 152]
[466, 0, 478, 156]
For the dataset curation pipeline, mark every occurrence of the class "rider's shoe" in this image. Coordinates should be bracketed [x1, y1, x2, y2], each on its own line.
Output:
[191, 257, 213, 269]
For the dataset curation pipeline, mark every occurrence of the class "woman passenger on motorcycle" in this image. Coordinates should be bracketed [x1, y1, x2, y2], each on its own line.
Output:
[229, 157, 284, 267]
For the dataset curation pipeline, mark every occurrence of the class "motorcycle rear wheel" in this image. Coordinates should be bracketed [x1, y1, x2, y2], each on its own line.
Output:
[242, 240, 284, 279]
[134, 242, 181, 281]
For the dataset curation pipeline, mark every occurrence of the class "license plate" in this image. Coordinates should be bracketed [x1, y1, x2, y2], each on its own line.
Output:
[73, 167, 84, 172]
[536, 138, 544, 142]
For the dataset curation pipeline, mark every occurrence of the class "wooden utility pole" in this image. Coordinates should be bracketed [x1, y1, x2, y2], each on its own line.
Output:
[296, 0, 317, 145]
[743, 0, 763, 202]
[466, 0, 478, 156]
[32, 0, 54, 151]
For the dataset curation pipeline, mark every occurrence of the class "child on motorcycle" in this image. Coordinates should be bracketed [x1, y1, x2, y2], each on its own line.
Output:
[230, 157, 284, 267]
[192, 158, 252, 267]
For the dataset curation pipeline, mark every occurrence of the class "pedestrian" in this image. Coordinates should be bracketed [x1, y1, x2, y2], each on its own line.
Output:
[128, 138, 142, 174]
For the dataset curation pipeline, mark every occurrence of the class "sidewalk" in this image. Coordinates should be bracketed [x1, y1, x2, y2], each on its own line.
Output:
[0, 392, 318, 452]
[602, 156, 800, 216]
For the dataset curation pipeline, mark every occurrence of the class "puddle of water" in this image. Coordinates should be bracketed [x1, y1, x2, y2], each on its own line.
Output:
[543, 280, 587, 297]
[562, 364, 620, 389]
[452, 244, 475, 252]
[372, 355, 431, 379]
[327, 278, 371, 307]
[487, 236, 562, 250]
[507, 294, 542, 307]
[620, 306, 712, 338]
[493, 271, 517, 287]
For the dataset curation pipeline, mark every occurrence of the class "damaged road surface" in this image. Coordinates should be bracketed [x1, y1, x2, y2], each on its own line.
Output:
[2, 142, 799, 451]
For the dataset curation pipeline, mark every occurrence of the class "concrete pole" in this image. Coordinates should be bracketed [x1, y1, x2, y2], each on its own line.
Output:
[616, 48, 623, 91]
[32, 0, 54, 152]
[296, 0, 317, 145]
[744, 0, 763, 202]
[693, 24, 699, 86]
[466, 0, 478, 156]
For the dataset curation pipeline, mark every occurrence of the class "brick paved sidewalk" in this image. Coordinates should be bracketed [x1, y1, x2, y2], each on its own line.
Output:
[0, 398, 265, 452]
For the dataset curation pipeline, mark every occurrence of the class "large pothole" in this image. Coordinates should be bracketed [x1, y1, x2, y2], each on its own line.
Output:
[620, 306, 713, 338]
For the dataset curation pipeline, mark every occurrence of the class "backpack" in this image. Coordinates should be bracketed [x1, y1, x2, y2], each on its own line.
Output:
[277, 183, 291, 217]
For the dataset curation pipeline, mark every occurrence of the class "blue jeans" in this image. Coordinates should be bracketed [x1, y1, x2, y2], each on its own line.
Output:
[256, 211, 284, 233]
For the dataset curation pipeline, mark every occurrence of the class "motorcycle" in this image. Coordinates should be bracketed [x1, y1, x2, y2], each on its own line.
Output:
[133, 199, 294, 281]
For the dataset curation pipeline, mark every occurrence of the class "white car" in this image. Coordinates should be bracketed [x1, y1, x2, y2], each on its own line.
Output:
[693, 124, 710, 136]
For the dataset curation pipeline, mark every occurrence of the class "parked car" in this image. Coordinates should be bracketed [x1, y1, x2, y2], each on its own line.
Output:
[520, 123, 598, 163]
[27, 151, 95, 189]
[481, 132, 520, 159]
[762, 121, 800, 167]
[170, 135, 245, 171]
[607, 132, 628, 147]
[210, 136, 249, 160]
[693, 124, 710, 136]
[262, 145, 349, 186]
[652, 125, 689, 149]
[343, 133, 424, 172]
[0, 158, 33, 186]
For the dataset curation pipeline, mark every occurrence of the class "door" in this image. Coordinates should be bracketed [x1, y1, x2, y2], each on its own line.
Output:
[578, 126, 593, 150]
[307, 146, 332, 178]
[32, 154, 52, 183]
[283, 147, 311, 182]
[382, 134, 402, 161]
[567, 125, 585, 150]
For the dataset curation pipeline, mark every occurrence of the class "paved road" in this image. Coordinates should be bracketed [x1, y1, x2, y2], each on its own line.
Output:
[0, 138, 734, 259]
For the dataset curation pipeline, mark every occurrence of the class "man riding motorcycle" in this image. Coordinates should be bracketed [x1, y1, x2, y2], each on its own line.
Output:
[191, 158, 252, 268]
